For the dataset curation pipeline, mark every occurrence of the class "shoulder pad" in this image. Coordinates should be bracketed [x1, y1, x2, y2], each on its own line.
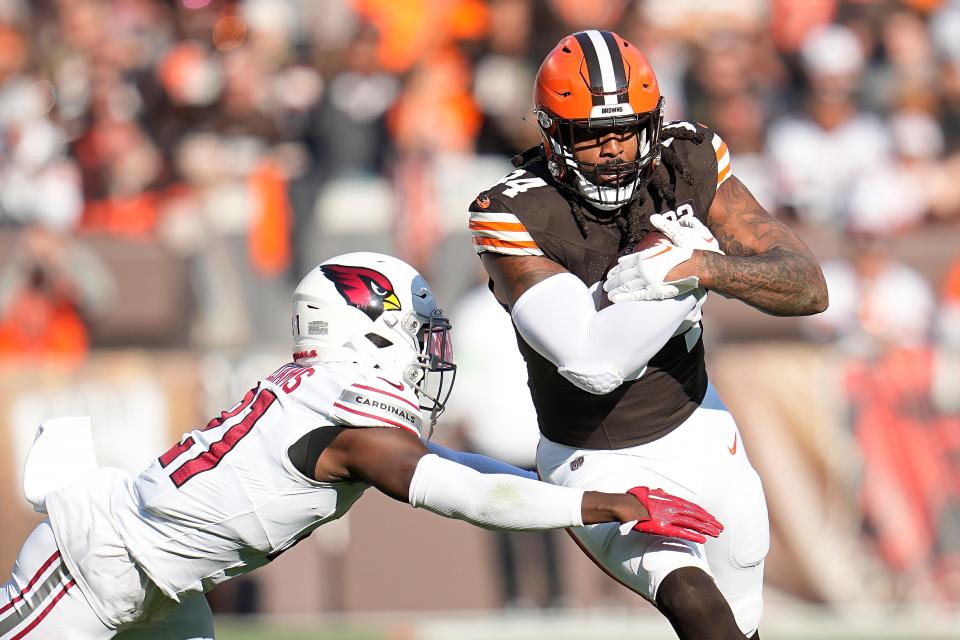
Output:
[468, 166, 551, 257]
[510, 145, 545, 169]
[483, 165, 552, 201]
[662, 120, 709, 144]
[662, 121, 731, 192]
[331, 375, 423, 435]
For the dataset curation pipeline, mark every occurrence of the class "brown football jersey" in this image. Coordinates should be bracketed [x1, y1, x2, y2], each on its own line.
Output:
[469, 122, 732, 449]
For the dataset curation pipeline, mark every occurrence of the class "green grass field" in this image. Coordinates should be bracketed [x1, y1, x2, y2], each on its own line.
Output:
[216, 623, 382, 640]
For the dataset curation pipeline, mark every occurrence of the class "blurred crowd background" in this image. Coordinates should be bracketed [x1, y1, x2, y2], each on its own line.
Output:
[1, 0, 959, 629]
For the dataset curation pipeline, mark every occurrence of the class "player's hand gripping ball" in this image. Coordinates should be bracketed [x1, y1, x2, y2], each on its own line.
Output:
[604, 214, 723, 303]
[649, 213, 724, 255]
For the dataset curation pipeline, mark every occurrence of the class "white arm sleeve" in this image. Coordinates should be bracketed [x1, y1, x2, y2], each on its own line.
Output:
[408, 454, 583, 530]
[511, 273, 698, 394]
[424, 440, 537, 480]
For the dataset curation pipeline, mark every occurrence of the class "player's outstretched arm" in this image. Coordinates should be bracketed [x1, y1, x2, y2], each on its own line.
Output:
[482, 253, 700, 395]
[423, 440, 537, 479]
[320, 427, 722, 542]
[679, 176, 828, 316]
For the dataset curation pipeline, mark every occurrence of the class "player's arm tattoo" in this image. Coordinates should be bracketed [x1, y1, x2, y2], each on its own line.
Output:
[481, 253, 567, 309]
[702, 176, 828, 316]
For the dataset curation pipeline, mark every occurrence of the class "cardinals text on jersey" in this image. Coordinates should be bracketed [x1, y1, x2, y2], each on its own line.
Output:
[45, 360, 422, 624]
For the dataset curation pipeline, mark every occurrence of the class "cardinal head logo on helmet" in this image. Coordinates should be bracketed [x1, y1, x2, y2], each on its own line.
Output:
[319, 264, 401, 321]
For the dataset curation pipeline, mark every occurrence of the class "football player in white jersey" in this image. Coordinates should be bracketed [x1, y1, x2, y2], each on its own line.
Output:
[1, 252, 722, 639]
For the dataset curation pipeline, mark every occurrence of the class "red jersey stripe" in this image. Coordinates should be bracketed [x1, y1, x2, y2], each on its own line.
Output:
[0, 552, 60, 616]
[9, 579, 76, 640]
[333, 403, 419, 435]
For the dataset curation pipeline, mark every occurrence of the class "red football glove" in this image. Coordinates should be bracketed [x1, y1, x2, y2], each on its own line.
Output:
[627, 487, 723, 544]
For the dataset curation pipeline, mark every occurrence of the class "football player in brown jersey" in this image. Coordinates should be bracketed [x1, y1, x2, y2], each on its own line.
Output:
[469, 30, 828, 640]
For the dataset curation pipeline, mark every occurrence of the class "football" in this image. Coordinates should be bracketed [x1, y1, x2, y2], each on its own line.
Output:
[633, 230, 673, 256]
[605, 231, 675, 284]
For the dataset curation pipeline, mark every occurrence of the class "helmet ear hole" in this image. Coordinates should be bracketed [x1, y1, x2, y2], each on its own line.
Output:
[401, 315, 421, 336]
[404, 366, 424, 385]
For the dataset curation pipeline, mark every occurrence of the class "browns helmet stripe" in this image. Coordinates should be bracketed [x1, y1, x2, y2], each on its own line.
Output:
[573, 31, 605, 106]
[599, 30, 630, 104]
[574, 30, 629, 108]
[584, 30, 618, 105]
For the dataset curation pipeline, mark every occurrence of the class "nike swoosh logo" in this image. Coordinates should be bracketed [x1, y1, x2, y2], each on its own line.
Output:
[647, 245, 672, 259]
[728, 433, 738, 456]
[377, 377, 404, 391]
[703, 237, 715, 244]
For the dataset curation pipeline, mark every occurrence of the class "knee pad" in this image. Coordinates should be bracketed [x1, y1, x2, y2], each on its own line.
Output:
[725, 581, 764, 637]
[726, 472, 769, 570]
[719, 469, 767, 635]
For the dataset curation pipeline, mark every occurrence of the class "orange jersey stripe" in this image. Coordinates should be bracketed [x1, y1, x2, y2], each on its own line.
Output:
[469, 220, 528, 232]
[715, 141, 728, 162]
[472, 237, 539, 249]
[718, 164, 731, 184]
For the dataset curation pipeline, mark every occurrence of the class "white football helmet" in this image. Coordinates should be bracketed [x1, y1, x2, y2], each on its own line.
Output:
[291, 252, 455, 424]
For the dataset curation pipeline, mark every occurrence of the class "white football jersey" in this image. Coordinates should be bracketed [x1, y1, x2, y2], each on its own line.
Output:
[51, 360, 424, 615]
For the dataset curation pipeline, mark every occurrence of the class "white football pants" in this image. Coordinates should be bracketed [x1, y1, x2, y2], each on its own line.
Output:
[536, 385, 769, 636]
[0, 521, 214, 640]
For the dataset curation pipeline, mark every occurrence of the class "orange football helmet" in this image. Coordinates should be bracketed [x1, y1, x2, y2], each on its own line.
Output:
[534, 30, 664, 209]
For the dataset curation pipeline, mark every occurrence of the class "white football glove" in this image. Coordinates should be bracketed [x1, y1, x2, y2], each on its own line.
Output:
[604, 241, 698, 302]
[604, 214, 725, 303]
[649, 213, 725, 255]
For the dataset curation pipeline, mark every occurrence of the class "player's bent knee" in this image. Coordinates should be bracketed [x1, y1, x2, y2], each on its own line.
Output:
[655, 567, 724, 623]
[655, 567, 745, 640]
[115, 594, 214, 639]
[641, 535, 711, 598]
